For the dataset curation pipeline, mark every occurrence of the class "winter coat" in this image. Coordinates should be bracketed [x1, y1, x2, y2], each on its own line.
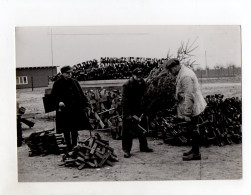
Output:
[50, 76, 90, 133]
[175, 65, 207, 118]
[121, 77, 147, 118]
[121, 76, 147, 136]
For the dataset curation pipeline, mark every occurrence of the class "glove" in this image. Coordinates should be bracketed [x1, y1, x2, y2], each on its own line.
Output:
[58, 102, 65, 112]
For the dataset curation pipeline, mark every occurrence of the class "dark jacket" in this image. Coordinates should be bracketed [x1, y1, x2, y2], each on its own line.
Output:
[121, 77, 147, 118]
[50, 77, 90, 133]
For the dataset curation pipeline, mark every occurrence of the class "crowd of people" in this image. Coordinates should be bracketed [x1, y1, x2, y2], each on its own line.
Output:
[51, 57, 167, 81]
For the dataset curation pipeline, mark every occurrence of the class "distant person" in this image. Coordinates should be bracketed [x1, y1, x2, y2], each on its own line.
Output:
[121, 68, 153, 158]
[165, 58, 207, 161]
[51, 65, 91, 151]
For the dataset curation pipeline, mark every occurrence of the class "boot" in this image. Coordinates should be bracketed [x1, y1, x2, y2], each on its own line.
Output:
[183, 152, 201, 161]
[124, 152, 131, 158]
[183, 149, 193, 156]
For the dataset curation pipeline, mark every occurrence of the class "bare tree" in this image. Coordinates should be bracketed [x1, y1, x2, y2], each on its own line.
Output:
[166, 38, 199, 69]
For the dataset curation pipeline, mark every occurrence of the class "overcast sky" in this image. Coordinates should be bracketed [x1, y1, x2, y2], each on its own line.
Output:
[16, 25, 241, 70]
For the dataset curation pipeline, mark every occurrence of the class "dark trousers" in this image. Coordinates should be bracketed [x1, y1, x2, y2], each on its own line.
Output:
[64, 130, 78, 151]
[189, 115, 200, 154]
[122, 119, 148, 153]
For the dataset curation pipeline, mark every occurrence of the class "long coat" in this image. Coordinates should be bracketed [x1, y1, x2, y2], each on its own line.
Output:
[121, 77, 147, 136]
[175, 65, 207, 118]
[50, 76, 90, 133]
[121, 77, 147, 118]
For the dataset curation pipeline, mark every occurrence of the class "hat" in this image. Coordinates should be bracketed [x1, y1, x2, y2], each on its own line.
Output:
[132, 68, 143, 76]
[165, 58, 180, 69]
[61, 66, 73, 73]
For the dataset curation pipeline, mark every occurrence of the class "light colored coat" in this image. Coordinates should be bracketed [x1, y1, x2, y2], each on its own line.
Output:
[175, 65, 207, 118]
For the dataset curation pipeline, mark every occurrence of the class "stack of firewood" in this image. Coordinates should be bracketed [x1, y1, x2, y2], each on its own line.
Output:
[26, 128, 67, 156]
[59, 133, 119, 169]
[149, 94, 242, 147]
[85, 89, 122, 139]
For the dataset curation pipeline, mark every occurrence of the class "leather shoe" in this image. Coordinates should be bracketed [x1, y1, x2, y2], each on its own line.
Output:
[124, 152, 131, 158]
[183, 149, 193, 156]
[183, 153, 201, 161]
[140, 147, 153, 152]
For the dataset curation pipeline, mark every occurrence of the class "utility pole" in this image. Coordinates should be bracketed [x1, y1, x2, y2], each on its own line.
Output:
[31, 76, 33, 91]
[205, 50, 208, 77]
[51, 28, 54, 67]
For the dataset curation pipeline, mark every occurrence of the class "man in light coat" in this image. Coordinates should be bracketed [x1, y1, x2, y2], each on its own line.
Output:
[165, 58, 207, 161]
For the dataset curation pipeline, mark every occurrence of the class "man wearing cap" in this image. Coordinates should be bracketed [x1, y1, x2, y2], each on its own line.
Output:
[165, 58, 207, 161]
[121, 68, 153, 158]
[50, 65, 91, 151]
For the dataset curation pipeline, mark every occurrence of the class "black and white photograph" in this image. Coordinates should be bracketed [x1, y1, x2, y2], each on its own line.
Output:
[16, 25, 242, 181]
[1, 1, 251, 195]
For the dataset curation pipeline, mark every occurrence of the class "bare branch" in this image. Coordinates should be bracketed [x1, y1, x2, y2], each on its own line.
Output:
[188, 36, 199, 51]
[187, 45, 199, 53]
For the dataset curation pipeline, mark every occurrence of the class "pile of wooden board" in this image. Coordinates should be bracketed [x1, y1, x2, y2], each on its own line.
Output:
[26, 128, 67, 156]
[59, 133, 119, 169]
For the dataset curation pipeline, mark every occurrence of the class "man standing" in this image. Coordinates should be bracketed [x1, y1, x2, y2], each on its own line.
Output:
[51, 65, 90, 151]
[165, 59, 207, 161]
[121, 68, 153, 158]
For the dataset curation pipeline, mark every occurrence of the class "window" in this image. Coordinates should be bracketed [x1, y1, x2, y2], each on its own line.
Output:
[16, 76, 28, 85]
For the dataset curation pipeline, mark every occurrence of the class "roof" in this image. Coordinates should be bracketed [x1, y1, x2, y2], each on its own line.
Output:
[16, 66, 58, 70]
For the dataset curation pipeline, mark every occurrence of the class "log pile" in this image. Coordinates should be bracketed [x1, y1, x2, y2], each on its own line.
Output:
[149, 94, 242, 147]
[59, 133, 119, 169]
[85, 89, 122, 139]
[26, 128, 67, 156]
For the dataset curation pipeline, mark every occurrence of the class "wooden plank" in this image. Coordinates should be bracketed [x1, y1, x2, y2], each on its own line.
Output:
[65, 159, 75, 163]
[95, 140, 114, 152]
[90, 143, 98, 154]
[88, 138, 95, 148]
[85, 161, 96, 168]
[93, 159, 99, 168]
[77, 157, 85, 163]
[95, 151, 104, 160]
[81, 145, 92, 151]
[94, 112, 105, 129]
[78, 151, 86, 158]
[107, 119, 113, 128]
[78, 163, 86, 170]
[106, 160, 113, 166]
[75, 161, 82, 166]
[98, 152, 111, 167]
[110, 154, 119, 162]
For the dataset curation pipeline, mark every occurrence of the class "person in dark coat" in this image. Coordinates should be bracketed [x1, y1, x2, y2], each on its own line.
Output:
[121, 68, 153, 158]
[50, 65, 91, 151]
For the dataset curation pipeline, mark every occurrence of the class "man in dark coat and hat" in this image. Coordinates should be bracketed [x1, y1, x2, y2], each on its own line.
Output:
[121, 68, 153, 158]
[51, 65, 91, 151]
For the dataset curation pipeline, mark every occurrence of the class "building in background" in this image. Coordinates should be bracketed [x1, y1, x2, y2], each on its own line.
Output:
[16, 66, 57, 89]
